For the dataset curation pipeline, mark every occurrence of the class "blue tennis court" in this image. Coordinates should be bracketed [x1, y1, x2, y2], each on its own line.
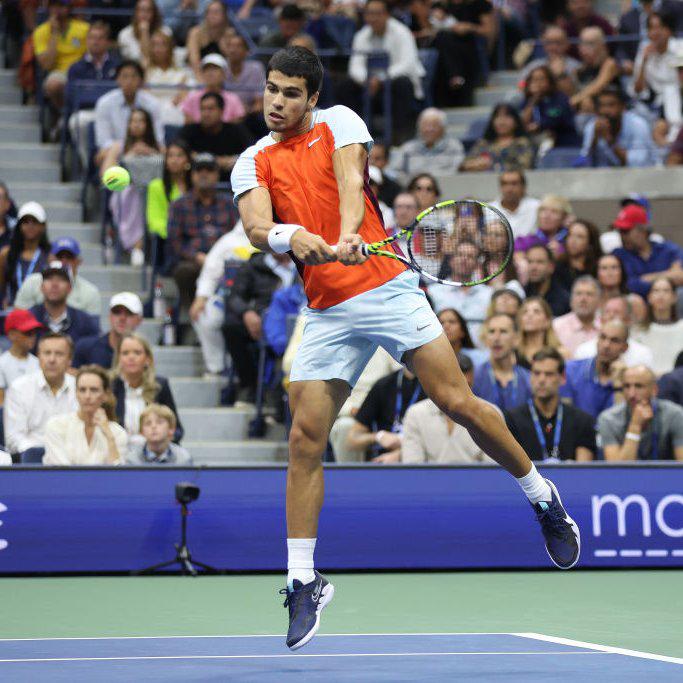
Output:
[1, 632, 681, 682]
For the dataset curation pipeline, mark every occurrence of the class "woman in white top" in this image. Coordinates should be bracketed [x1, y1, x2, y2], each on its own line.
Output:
[43, 365, 128, 466]
[186, 0, 234, 78]
[631, 276, 683, 376]
[118, 0, 166, 62]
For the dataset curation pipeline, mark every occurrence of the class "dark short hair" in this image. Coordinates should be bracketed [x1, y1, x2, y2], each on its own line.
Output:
[499, 169, 526, 186]
[527, 243, 554, 263]
[38, 331, 74, 357]
[531, 347, 565, 374]
[407, 173, 441, 197]
[89, 20, 111, 38]
[267, 46, 323, 97]
[596, 85, 627, 104]
[648, 11, 676, 33]
[116, 59, 145, 80]
[366, 0, 390, 10]
[280, 4, 306, 20]
[485, 312, 518, 332]
[200, 91, 225, 109]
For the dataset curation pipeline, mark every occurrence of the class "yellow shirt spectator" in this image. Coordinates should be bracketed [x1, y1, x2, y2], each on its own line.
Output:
[33, 18, 89, 73]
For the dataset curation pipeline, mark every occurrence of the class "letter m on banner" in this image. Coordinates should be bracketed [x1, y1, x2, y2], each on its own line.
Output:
[592, 494, 652, 538]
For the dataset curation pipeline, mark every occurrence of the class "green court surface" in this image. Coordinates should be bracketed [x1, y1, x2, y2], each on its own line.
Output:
[1, 571, 681, 659]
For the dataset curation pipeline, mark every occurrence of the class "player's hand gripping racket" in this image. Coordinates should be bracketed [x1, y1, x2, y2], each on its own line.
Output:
[339, 199, 514, 287]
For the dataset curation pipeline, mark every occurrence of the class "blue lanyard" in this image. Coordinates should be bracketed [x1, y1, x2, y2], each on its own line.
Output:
[392, 370, 421, 433]
[487, 365, 518, 409]
[528, 400, 563, 461]
[16, 250, 41, 291]
[536, 227, 567, 244]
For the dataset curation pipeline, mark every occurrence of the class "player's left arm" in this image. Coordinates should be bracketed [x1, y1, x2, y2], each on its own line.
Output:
[333, 143, 370, 266]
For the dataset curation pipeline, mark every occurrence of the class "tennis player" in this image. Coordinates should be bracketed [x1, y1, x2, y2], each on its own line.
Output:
[231, 47, 580, 651]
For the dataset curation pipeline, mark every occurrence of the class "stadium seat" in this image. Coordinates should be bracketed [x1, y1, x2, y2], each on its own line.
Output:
[164, 125, 181, 146]
[462, 117, 488, 151]
[418, 49, 439, 108]
[321, 14, 356, 51]
[536, 147, 583, 169]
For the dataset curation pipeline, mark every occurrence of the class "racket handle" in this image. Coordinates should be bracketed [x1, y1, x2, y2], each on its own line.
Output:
[329, 243, 368, 255]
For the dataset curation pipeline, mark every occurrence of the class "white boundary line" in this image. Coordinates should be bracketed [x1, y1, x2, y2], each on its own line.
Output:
[515, 633, 683, 666]
[0, 651, 608, 664]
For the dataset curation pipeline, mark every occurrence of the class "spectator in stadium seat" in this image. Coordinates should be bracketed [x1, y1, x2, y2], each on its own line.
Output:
[460, 103, 535, 172]
[4, 332, 77, 461]
[516, 297, 570, 369]
[611, 204, 683, 297]
[189, 222, 254, 376]
[472, 312, 532, 411]
[580, 87, 657, 167]
[166, 153, 239, 308]
[15, 237, 100, 316]
[146, 141, 193, 243]
[32, 0, 89, 113]
[368, 143, 402, 207]
[387, 108, 464, 180]
[387, 192, 418, 242]
[186, 0, 235, 77]
[127, 403, 192, 465]
[560, 318, 629, 419]
[618, 0, 683, 65]
[0, 309, 42, 406]
[658, 365, 683, 406]
[514, 194, 572, 259]
[521, 26, 580, 93]
[553, 275, 601, 355]
[554, 219, 602, 290]
[402, 352, 496, 463]
[224, 34, 266, 121]
[223, 251, 297, 403]
[43, 365, 128, 465]
[561, 0, 614, 55]
[0, 202, 51, 308]
[574, 294, 654, 368]
[438, 307, 488, 368]
[427, 241, 493, 342]
[67, 21, 120, 169]
[94, 60, 164, 167]
[179, 92, 252, 181]
[599, 365, 683, 460]
[523, 245, 571, 317]
[117, 0, 165, 62]
[346, 366, 424, 463]
[489, 170, 541, 239]
[596, 253, 628, 304]
[407, 173, 440, 213]
[632, 11, 683, 131]
[29, 262, 99, 346]
[343, 0, 425, 144]
[72, 292, 143, 369]
[631, 276, 683, 376]
[180, 54, 245, 125]
[488, 287, 523, 318]
[259, 3, 307, 51]
[520, 65, 580, 147]
[111, 332, 183, 444]
[506, 348, 595, 461]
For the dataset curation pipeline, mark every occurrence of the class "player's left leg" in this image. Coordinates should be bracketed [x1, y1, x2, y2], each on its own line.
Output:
[405, 334, 580, 569]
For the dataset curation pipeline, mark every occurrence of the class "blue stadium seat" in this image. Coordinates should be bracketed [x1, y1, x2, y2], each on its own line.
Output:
[321, 14, 356, 51]
[418, 49, 438, 108]
[462, 117, 488, 151]
[536, 147, 583, 169]
[164, 125, 181, 146]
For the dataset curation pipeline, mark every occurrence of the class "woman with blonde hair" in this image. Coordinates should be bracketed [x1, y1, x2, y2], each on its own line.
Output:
[515, 193, 573, 257]
[516, 296, 569, 368]
[43, 365, 128, 465]
[111, 333, 183, 444]
[186, 0, 234, 77]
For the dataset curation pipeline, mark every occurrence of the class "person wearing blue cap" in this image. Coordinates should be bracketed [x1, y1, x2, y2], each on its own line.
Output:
[14, 237, 101, 316]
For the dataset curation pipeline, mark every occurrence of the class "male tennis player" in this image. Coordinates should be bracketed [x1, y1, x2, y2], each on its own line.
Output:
[231, 47, 580, 651]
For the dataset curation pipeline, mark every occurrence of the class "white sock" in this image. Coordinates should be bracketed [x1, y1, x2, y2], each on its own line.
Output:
[517, 464, 552, 504]
[287, 538, 316, 589]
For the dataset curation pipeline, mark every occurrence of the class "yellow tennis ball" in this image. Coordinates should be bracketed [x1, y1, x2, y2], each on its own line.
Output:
[102, 166, 131, 192]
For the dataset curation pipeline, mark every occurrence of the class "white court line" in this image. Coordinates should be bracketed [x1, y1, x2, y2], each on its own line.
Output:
[515, 633, 683, 666]
[0, 651, 608, 664]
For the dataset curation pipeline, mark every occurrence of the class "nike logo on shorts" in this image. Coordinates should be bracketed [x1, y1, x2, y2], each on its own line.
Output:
[417, 323, 430, 331]
[308, 136, 322, 148]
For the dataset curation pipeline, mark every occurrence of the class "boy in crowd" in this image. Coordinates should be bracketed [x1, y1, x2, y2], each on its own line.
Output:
[0, 309, 42, 405]
[127, 404, 193, 465]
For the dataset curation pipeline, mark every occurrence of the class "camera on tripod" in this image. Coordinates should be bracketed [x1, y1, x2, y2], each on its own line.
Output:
[175, 482, 199, 505]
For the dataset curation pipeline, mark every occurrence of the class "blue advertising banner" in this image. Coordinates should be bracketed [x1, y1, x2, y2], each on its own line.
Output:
[0, 465, 681, 573]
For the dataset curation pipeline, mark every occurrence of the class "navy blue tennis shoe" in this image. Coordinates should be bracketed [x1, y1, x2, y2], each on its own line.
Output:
[533, 479, 580, 569]
[280, 571, 335, 650]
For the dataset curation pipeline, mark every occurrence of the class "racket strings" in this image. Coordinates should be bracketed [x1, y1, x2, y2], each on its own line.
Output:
[409, 202, 512, 284]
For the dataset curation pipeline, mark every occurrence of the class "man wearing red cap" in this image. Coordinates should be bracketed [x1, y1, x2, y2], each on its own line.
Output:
[612, 204, 683, 297]
[0, 310, 42, 406]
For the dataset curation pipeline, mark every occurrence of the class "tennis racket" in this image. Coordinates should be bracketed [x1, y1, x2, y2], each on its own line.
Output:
[341, 199, 514, 287]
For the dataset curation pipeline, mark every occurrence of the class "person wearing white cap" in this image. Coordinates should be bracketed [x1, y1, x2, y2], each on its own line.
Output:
[72, 292, 144, 370]
[180, 53, 246, 125]
[0, 202, 51, 307]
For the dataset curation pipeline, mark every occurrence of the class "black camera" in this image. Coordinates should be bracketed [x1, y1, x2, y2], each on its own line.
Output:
[175, 482, 200, 505]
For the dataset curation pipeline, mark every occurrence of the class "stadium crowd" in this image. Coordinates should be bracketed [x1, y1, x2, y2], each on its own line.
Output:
[0, 0, 681, 466]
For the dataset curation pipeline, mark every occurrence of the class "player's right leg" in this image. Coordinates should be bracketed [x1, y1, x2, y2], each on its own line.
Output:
[280, 378, 349, 650]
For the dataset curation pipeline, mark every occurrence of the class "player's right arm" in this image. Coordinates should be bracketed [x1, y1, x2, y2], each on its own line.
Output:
[237, 186, 336, 265]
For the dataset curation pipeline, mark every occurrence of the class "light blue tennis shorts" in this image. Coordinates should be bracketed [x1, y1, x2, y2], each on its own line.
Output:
[290, 270, 443, 387]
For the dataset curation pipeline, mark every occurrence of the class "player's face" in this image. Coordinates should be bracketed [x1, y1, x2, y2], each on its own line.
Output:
[530, 358, 564, 399]
[264, 71, 318, 134]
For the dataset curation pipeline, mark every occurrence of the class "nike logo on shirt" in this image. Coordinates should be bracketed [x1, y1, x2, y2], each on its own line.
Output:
[308, 136, 322, 148]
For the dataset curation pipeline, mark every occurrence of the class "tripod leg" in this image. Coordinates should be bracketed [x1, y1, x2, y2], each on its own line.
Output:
[136, 559, 181, 574]
[190, 560, 219, 573]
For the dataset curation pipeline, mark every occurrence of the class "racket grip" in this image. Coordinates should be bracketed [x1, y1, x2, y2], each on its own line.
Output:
[329, 243, 369, 255]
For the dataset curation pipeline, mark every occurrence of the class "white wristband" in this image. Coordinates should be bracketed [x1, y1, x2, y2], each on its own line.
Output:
[375, 430, 386, 444]
[625, 432, 641, 442]
[268, 224, 305, 254]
